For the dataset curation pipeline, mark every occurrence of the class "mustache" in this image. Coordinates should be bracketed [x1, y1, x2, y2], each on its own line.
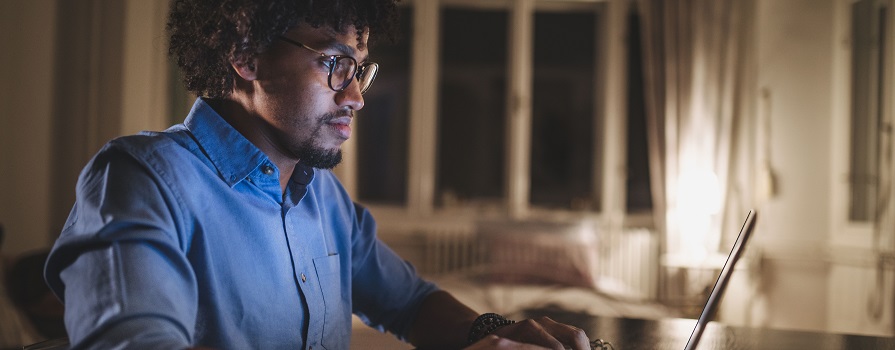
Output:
[321, 110, 354, 122]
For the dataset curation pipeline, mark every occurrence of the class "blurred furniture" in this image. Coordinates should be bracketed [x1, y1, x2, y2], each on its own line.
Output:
[475, 220, 600, 289]
[377, 217, 669, 322]
[0, 224, 41, 349]
[660, 259, 731, 319]
[21, 338, 68, 350]
[473, 219, 659, 301]
[0, 223, 66, 349]
[5, 250, 66, 341]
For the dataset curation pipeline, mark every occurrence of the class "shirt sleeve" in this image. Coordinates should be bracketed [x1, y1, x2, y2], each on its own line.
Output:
[45, 143, 198, 350]
[348, 203, 440, 341]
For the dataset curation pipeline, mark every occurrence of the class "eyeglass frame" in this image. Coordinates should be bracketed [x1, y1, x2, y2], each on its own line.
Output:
[277, 36, 378, 94]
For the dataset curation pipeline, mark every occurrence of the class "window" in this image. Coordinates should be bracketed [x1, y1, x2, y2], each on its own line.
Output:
[356, 7, 413, 205]
[625, 9, 652, 213]
[437, 8, 508, 207]
[351, 0, 650, 220]
[530, 11, 597, 210]
[849, 0, 891, 222]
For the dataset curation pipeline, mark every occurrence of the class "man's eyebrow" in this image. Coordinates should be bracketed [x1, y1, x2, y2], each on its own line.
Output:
[321, 39, 370, 63]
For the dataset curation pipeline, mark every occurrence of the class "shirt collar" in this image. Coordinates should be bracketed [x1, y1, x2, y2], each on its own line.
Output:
[184, 98, 270, 187]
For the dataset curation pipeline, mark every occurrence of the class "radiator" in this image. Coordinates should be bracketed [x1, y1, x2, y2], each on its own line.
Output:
[597, 228, 659, 300]
[412, 223, 658, 300]
[423, 225, 480, 275]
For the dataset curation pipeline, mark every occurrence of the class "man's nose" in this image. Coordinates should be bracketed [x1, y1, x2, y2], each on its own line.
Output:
[335, 79, 365, 111]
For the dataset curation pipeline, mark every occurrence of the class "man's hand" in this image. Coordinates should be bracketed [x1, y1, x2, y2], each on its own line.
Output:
[489, 316, 591, 350]
[407, 291, 593, 350]
[464, 335, 551, 350]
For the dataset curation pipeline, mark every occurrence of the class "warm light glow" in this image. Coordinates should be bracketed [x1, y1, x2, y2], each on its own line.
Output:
[677, 170, 722, 216]
[676, 170, 722, 262]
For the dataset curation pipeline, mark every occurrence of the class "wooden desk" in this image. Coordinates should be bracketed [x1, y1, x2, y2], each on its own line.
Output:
[518, 309, 895, 350]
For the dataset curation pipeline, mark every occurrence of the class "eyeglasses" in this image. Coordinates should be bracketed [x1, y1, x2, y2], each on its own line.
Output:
[278, 37, 379, 94]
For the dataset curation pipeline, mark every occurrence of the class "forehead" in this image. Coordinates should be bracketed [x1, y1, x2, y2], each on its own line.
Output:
[287, 23, 371, 53]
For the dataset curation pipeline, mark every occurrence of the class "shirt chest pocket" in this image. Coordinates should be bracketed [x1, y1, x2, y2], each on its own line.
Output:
[313, 254, 349, 349]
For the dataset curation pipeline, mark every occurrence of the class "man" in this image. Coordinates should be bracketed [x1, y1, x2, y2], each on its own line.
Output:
[45, 0, 593, 349]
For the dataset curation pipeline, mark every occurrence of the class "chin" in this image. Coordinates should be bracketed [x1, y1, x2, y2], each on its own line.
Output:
[298, 148, 342, 170]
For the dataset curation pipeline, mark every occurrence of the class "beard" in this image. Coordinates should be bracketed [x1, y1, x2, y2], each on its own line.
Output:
[294, 139, 343, 170]
[284, 109, 350, 170]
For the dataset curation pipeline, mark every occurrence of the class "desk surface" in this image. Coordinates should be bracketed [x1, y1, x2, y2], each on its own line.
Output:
[520, 309, 895, 350]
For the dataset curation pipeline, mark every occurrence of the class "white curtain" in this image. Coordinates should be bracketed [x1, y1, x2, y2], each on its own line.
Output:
[636, 0, 757, 264]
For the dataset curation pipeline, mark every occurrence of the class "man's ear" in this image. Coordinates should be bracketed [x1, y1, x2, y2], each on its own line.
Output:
[231, 57, 258, 81]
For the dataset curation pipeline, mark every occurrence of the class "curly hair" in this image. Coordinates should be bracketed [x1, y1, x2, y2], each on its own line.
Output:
[167, 0, 400, 98]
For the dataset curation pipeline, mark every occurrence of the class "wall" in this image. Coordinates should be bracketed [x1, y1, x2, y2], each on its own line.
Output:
[0, 0, 57, 255]
[722, 0, 895, 336]
[751, 0, 835, 332]
[0, 0, 172, 258]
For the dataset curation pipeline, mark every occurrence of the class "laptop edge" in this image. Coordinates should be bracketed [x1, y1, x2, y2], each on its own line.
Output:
[683, 210, 758, 350]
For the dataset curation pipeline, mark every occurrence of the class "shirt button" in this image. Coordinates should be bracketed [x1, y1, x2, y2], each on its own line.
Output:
[262, 165, 274, 175]
[301, 273, 307, 283]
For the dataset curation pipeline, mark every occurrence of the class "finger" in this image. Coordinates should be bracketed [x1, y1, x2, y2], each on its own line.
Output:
[492, 319, 565, 350]
[532, 317, 591, 350]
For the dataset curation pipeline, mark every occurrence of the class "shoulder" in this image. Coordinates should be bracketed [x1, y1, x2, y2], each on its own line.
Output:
[73, 131, 212, 222]
[106, 128, 196, 162]
[90, 129, 207, 179]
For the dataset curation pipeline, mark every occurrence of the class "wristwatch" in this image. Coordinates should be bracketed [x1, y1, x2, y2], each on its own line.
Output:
[467, 313, 516, 344]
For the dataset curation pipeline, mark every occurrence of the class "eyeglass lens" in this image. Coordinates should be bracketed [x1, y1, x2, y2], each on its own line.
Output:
[330, 57, 378, 94]
[357, 63, 378, 94]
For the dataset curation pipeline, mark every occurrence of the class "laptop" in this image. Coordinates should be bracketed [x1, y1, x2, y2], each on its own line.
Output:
[683, 209, 758, 350]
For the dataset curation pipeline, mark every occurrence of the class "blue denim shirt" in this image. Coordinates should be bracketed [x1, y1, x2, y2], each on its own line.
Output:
[45, 98, 438, 350]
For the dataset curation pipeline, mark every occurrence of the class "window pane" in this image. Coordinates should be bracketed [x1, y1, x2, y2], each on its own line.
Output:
[529, 11, 596, 210]
[626, 10, 653, 212]
[849, 0, 886, 221]
[437, 8, 508, 206]
[356, 6, 412, 204]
